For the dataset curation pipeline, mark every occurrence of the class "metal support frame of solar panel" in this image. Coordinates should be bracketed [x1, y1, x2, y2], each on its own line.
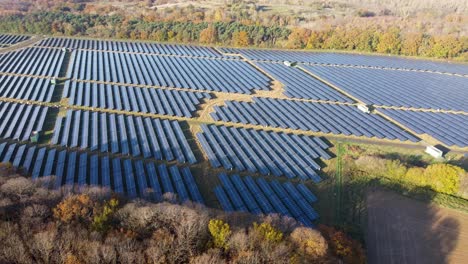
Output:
[0, 102, 49, 141]
[379, 109, 468, 148]
[0, 141, 204, 203]
[0, 34, 30, 46]
[301, 65, 468, 112]
[0, 47, 66, 77]
[51, 109, 197, 164]
[213, 174, 318, 227]
[37, 37, 238, 59]
[219, 48, 468, 76]
[254, 61, 354, 102]
[197, 124, 330, 182]
[211, 97, 420, 142]
[66, 49, 271, 94]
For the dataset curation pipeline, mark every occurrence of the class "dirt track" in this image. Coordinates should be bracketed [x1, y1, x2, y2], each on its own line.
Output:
[366, 189, 468, 264]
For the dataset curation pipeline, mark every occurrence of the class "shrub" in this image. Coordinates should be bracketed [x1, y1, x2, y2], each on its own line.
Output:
[290, 227, 328, 260]
[384, 160, 407, 180]
[424, 164, 463, 195]
[253, 222, 283, 243]
[356, 9, 375, 17]
[208, 219, 231, 250]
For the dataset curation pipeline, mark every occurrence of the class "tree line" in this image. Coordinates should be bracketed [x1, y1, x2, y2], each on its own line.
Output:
[0, 165, 365, 263]
[0, 11, 466, 60]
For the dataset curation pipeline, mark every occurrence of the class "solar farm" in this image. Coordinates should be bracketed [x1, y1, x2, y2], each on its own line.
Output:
[0, 35, 467, 227]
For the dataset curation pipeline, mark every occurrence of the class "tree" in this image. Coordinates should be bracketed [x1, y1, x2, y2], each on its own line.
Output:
[199, 26, 218, 44]
[306, 31, 324, 49]
[232, 31, 250, 47]
[376, 27, 402, 54]
[319, 225, 366, 264]
[208, 219, 231, 250]
[424, 164, 463, 195]
[401, 32, 423, 56]
[253, 222, 283, 243]
[286, 27, 309, 49]
[430, 36, 464, 59]
[290, 227, 328, 260]
[53, 194, 96, 224]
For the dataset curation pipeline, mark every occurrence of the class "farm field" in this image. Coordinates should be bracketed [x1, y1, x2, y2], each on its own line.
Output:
[366, 189, 468, 264]
[0, 35, 467, 230]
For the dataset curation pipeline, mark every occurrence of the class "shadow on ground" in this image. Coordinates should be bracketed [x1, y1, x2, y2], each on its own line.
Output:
[366, 188, 466, 264]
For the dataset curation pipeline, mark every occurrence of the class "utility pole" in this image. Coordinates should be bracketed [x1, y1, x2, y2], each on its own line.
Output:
[335, 142, 345, 226]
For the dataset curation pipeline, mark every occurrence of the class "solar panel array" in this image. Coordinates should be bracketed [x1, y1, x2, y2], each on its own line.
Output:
[37, 37, 233, 58]
[255, 62, 353, 102]
[220, 48, 468, 75]
[214, 174, 318, 226]
[63, 81, 211, 117]
[197, 124, 330, 182]
[0, 141, 203, 203]
[379, 109, 468, 147]
[0, 34, 30, 47]
[66, 50, 270, 93]
[211, 97, 419, 142]
[51, 110, 196, 164]
[302, 65, 468, 111]
[0, 75, 56, 102]
[0, 102, 48, 141]
[0, 47, 66, 77]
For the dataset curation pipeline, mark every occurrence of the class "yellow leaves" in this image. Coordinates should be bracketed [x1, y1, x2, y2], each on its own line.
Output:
[208, 219, 231, 250]
[423, 164, 463, 195]
[92, 198, 119, 233]
[376, 27, 402, 54]
[290, 227, 328, 260]
[253, 222, 283, 243]
[232, 31, 250, 47]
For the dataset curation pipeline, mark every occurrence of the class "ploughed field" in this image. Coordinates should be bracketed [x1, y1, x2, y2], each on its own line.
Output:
[0, 35, 467, 227]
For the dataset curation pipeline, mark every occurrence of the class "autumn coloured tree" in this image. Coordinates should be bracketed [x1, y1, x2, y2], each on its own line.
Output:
[199, 25, 218, 44]
[376, 27, 402, 54]
[232, 31, 250, 47]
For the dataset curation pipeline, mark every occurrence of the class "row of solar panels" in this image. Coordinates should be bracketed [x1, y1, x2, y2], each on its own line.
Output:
[210, 97, 419, 142]
[0, 75, 56, 102]
[197, 124, 329, 182]
[66, 49, 270, 94]
[36, 37, 235, 58]
[0, 141, 204, 203]
[255, 62, 353, 102]
[0, 47, 66, 77]
[303, 65, 468, 112]
[0, 34, 30, 46]
[63, 81, 212, 118]
[51, 110, 196, 164]
[220, 47, 468, 75]
[0, 102, 48, 141]
[379, 109, 468, 147]
[214, 174, 318, 227]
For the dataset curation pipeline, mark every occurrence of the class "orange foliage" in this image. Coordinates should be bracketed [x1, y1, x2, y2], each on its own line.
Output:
[318, 225, 366, 264]
[64, 253, 82, 264]
[199, 26, 218, 44]
[232, 31, 250, 47]
[53, 194, 96, 223]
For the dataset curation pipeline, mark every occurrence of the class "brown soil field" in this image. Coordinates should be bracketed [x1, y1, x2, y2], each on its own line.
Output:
[366, 189, 468, 264]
